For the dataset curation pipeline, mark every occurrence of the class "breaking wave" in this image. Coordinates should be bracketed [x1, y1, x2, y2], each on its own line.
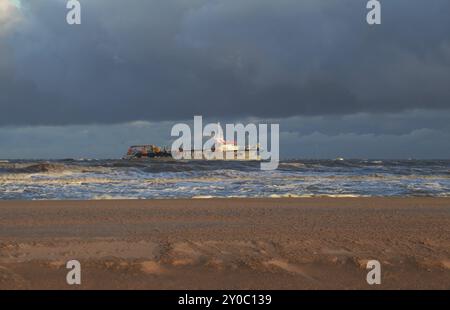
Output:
[0, 159, 449, 200]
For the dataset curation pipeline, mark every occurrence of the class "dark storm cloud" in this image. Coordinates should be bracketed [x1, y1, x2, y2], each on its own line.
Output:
[1, 0, 450, 126]
[2, 111, 450, 159]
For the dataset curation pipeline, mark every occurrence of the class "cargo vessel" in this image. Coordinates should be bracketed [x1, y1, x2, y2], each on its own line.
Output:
[123, 138, 260, 160]
[124, 145, 172, 159]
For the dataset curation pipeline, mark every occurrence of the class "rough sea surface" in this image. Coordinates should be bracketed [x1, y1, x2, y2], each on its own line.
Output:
[0, 159, 449, 200]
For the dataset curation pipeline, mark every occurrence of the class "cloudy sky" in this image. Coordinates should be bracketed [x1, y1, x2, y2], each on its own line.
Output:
[1, 0, 450, 159]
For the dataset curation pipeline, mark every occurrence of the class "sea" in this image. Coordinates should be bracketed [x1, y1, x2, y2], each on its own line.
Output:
[0, 159, 449, 200]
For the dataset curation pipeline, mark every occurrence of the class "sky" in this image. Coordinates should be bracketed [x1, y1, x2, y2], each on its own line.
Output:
[1, 0, 450, 159]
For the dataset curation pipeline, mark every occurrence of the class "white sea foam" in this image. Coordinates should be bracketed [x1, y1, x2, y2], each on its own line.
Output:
[91, 195, 139, 200]
[1, 159, 449, 199]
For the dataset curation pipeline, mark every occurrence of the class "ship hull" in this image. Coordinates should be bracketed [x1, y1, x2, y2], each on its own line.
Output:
[124, 150, 260, 161]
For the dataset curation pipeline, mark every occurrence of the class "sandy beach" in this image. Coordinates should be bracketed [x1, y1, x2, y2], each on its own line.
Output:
[0, 198, 449, 289]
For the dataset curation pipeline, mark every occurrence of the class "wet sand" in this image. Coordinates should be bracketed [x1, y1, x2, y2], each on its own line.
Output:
[0, 198, 449, 289]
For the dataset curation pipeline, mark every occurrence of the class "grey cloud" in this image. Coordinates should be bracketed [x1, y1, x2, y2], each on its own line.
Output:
[0, 121, 174, 159]
[281, 128, 450, 159]
[278, 110, 450, 136]
[0, 0, 450, 126]
[1, 111, 450, 159]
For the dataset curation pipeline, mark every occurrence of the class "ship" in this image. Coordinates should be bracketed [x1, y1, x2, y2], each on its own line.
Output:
[123, 135, 260, 160]
[124, 145, 172, 159]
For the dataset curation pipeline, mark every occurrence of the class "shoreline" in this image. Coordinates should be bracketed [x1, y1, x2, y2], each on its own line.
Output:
[0, 197, 449, 289]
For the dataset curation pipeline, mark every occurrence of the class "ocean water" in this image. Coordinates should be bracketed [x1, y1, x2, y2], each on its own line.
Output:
[0, 159, 449, 200]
